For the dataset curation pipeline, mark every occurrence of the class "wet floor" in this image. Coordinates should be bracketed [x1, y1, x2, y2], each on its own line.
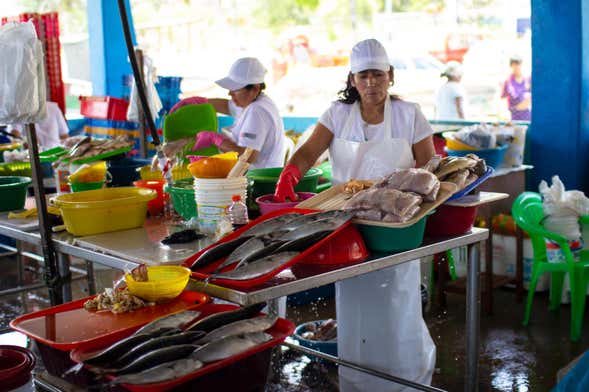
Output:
[1, 251, 588, 392]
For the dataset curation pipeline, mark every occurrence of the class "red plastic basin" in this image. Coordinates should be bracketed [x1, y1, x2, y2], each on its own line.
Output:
[425, 204, 478, 237]
[256, 192, 316, 215]
[133, 179, 167, 216]
[0, 345, 36, 390]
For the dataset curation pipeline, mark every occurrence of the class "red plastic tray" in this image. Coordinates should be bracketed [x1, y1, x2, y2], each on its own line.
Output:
[10, 291, 210, 352]
[183, 208, 369, 289]
[79, 95, 130, 121]
[70, 303, 294, 392]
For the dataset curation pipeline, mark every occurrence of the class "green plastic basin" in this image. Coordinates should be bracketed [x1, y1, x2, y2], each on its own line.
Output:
[0, 176, 31, 212]
[165, 179, 197, 220]
[356, 213, 432, 253]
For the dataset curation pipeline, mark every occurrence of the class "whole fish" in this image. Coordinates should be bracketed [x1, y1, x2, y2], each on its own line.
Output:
[107, 344, 198, 375]
[114, 330, 205, 368]
[213, 236, 268, 273]
[133, 310, 201, 336]
[197, 315, 277, 344]
[108, 356, 203, 386]
[274, 230, 331, 253]
[185, 302, 266, 333]
[192, 332, 273, 363]
[279, 210, 352, 231]
[239, 213, 303, 238]
[212, 252, 299, 281]
[277, 213, 352, 242]
[233, 241, 286, 270]
[190, 236, 252, 271]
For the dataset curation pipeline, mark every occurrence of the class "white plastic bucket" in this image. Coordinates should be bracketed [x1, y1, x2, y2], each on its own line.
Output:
[194, 177, 248, 233]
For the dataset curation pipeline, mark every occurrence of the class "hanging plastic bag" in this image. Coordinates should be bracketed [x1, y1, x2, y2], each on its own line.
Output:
[0, 21, 47, 123]
[127, 55, 163, 123]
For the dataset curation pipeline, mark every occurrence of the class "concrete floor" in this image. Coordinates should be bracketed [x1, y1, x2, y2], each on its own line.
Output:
[1, 252, 588, 392]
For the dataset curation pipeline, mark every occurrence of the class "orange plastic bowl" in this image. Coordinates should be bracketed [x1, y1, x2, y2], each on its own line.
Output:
[188, 156, 237, 178]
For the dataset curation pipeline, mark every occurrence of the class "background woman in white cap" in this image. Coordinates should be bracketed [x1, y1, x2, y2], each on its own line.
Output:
[274, 39, 436, 391]
[435, 60, 467, 120]
[192, 57, 285, 169]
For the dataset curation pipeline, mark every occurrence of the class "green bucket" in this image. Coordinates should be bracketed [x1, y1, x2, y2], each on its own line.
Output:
[165, 179, 197, 220]
[357, 213, 432, 253]
[0, 176, 31, 212]
[70, 181, 104, 192]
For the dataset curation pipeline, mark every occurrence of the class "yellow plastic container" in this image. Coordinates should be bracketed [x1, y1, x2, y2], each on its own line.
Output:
[172, 165, 192, 181]
[125, 265, 191, 302]
[187, 152, 238, 178]
[68, 161, 107, 183]
[138, 165, 164, 181]
[442, 132, 480, 151]
[52, 187, 156, 236]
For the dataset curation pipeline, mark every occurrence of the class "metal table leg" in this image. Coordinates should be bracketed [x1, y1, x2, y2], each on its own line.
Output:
[86, 260, 96, 295]
[16, 240, 24, 286]
[57, 253, 72, 303]
[465, 242, 481, 392]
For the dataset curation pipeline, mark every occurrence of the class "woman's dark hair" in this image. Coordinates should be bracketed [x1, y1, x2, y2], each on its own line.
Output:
[244, 83, 266, 91]
[337, 68, 400, 104]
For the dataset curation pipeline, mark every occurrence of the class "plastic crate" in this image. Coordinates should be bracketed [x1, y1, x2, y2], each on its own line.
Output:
[80, 96, 130, 121]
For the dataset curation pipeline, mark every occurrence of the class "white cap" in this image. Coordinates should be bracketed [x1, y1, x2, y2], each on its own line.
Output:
[442, 61, 463, 78]
[215, 57, 267, 91]
[350, 39, 391, 73]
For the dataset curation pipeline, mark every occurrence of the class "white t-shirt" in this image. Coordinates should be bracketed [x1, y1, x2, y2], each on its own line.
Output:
[435, 81, 466, 120]
[9, 102, 69, 150]
[228, 93, 285, 169]
[318, 99, 433, 144]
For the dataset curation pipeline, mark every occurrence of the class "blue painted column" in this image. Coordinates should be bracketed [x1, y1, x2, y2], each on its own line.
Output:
[87, 0, 136, 98]
[531, 1, 589, 193]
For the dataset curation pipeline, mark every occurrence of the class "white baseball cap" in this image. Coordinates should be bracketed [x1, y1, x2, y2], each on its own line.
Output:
[350, 39, 391, 73]
[215, 57, 267, 91]
[442, 61, 463, 78]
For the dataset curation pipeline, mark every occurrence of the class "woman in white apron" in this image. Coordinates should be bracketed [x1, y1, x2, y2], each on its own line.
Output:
[274, 39, 436, 391]
[192, 57, 285, 169]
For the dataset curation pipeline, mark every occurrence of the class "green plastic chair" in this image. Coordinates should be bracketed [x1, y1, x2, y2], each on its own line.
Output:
[512, 192, 589, 341]
[162, 103, 219, 158]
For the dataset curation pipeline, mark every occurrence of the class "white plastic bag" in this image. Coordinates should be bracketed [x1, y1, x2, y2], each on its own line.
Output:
[127, 56, 163, 123]
[0, 21, 47, 123]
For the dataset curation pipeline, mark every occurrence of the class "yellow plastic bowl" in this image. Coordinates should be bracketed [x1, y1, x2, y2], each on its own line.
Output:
[138, 165, 164, 181]
[53, 187, 156, 236]
[125, 265, 191, 302]
[187, 156, 238, 178]
[172, 165, 192, 181]
[443, 132, 480, 151]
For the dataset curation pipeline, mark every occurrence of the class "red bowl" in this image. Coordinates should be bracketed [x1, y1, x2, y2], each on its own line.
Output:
[256, 192, 316, 215]
[0, 345, 36, 390]
[133, 179, 167, 216]
[425, 204, 478, 237]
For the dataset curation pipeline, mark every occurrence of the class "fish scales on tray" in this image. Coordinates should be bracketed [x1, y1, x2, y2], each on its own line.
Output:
[280, 210, 352, 231]
[240, 213, 303, 237]
[113, 330, 206, 369]
[212, 251, 300, 281]
[185, 303, 266, 333]
[192, 332, 273, 363]
[190, 236, 252, 271]
[197, 315, 278, 345]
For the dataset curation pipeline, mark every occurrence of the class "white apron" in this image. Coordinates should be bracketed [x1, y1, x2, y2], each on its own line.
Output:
[330, 99, 436, 392]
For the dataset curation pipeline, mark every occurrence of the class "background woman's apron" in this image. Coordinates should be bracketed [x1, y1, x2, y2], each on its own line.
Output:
[329, 99, 436, 392]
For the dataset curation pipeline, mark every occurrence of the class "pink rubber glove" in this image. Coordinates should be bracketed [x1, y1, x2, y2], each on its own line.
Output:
[192, 131, 224, 151]
[274, 164, 302, 203]
[169, 96, 208, 114]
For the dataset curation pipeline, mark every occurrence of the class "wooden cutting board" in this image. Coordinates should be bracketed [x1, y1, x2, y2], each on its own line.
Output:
[297, 181, 458, 228]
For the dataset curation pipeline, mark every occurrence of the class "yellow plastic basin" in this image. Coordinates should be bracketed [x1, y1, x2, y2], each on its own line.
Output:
[125, 265, 191, 302]
[442, 132, 480, 151]
[187, 152, 238, 179]
[53, 187, 156, 236]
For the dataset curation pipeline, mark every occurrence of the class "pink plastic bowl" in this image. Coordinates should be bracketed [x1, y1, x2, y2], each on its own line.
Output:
[256, 192, 316, 215]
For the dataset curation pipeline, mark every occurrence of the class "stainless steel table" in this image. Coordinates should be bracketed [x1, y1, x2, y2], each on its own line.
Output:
[0, 215, 487, 392]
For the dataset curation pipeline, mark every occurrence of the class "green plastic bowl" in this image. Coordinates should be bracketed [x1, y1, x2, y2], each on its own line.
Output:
[0, 176, 31, 212]
[165, 179, 197, 220]
[356, 213, 431, 253]
[70, 181, 104, 192]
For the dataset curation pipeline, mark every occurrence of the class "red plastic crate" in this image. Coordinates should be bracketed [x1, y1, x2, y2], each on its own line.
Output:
[425, 204, 478, 237]
[80, 96, 130, 121]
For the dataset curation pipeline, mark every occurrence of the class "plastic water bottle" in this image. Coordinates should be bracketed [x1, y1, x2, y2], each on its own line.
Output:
[227, 195, 249, 230]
